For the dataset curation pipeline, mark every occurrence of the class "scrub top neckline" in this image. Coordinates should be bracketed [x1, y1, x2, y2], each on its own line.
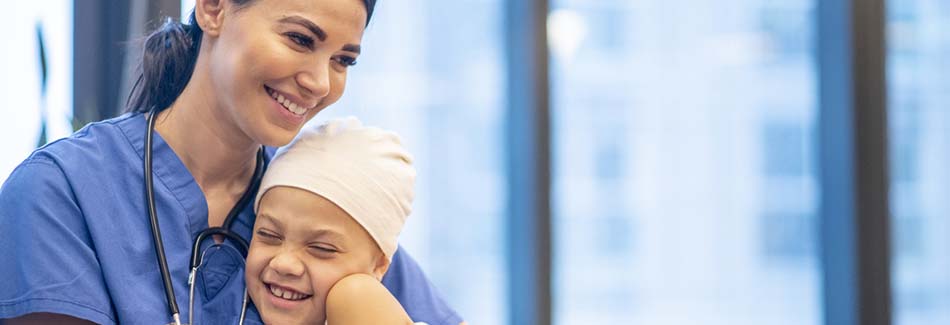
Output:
[115, 113, 259, 238]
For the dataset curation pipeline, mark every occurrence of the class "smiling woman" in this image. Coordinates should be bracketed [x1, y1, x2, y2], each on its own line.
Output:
[0, 0, 463, 324]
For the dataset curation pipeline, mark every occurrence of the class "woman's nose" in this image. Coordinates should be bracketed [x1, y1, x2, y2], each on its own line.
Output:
[297, 61, 331, 100]
[268, 250, 305, 276]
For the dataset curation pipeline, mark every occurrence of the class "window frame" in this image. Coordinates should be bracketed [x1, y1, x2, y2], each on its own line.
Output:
[817, 0, 893, 325]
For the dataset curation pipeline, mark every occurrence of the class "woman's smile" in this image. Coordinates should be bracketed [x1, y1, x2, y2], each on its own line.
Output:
[265, 85, 311, 127]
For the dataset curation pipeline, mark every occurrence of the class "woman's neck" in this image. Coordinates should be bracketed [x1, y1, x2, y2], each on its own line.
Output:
[153, 73, 258, 192]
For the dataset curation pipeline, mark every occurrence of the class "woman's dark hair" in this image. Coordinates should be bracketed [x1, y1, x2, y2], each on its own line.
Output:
[127, 0, 377, 114]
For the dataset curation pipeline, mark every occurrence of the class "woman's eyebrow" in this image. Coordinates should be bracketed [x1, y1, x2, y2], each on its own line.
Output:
[279, 15, 327, 41]
[279, 15, 361, 54]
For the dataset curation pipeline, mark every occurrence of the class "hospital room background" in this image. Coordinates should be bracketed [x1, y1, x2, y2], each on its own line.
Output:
[1, 0, 947, 324]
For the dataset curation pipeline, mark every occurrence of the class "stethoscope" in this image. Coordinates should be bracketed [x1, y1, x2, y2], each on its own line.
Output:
[145, 110, 265, 325]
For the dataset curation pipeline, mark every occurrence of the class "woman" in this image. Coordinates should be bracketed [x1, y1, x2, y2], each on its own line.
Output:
[0, 0, 463, 324]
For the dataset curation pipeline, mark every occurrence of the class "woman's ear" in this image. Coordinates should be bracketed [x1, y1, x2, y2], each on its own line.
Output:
[371, 254, 391, 281]
[194, 0, 227, 37]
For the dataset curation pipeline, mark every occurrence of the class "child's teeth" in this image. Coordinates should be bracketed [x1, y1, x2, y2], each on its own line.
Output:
[269, 285, 309, 300]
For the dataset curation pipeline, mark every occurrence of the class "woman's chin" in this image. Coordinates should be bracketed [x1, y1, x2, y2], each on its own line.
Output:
[257, 128, 299, 148]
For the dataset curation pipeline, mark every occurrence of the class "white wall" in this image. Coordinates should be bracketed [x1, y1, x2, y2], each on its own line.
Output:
[0, 2, 73, 184]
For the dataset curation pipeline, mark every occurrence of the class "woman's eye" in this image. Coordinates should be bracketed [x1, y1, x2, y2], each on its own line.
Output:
[333, 56, 358, 67]
[286, 32, 314, 49]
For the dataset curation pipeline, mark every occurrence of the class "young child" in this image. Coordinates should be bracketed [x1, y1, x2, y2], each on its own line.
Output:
[247, 117, 420, 324]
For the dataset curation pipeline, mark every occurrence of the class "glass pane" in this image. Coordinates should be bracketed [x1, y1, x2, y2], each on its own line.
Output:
[887, 0, 950, 324]
[550, 1, 820, 324]
[317, 1, 506, 324]
[0, 2, 73, 183]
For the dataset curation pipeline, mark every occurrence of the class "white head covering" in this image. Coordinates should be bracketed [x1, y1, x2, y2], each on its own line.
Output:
[254, 117, 415, 261]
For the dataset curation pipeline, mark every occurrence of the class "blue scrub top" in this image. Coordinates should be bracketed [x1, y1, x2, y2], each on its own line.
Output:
[0, 113, 462, 325]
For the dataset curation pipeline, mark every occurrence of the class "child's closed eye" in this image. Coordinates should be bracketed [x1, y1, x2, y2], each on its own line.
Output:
[255, 229, 283, 243]
[308, 244, 339, 256]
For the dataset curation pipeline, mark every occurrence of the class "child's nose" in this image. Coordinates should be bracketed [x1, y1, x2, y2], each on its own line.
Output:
[269, 250, 305, 276]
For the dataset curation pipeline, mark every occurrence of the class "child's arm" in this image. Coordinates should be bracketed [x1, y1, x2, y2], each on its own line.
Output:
[326, 273, 415, 325]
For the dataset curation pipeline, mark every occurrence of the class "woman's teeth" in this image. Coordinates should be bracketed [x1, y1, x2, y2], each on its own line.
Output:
[269, 88, 308, 116]
[269, 284, 309, 301]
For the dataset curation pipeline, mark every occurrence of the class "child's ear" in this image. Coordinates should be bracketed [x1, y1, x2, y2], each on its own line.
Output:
[371, 253, 390, 281]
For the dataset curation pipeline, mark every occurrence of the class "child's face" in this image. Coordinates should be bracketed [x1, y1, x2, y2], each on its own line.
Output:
[247, 186, 388, 325]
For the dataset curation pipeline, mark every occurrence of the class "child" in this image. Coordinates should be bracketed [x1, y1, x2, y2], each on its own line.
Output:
[248, 117, 420, 324]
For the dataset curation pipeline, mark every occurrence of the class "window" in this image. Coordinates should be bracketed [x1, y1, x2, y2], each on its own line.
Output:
[763, 121, 809, 177]
[761, 121, 815, 261]
[761, 212, 815, 259]
[887, 0, 950, 323]
[551, 0, 820, 324]
[0, 2, 73, 184]
[315, 1, 507, 324]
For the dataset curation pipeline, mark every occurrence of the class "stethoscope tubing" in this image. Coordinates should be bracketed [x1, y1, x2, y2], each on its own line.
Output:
[145, 110, 181, 324]
[145, 110, 264, 325]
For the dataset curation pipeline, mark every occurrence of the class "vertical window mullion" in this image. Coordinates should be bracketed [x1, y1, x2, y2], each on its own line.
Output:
[504, 0, 552, 324]
[818, 0, 892, 324]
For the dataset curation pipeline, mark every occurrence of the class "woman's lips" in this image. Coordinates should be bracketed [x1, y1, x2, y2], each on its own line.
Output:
[264, 86, 307, 127]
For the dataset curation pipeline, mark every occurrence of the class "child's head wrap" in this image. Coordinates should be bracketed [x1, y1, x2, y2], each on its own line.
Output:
[255, 117, 415, 261]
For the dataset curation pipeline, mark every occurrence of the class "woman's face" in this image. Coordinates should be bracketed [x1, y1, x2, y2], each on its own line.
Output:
[247, 186, 387, 324]
[200, 0, 367, 147]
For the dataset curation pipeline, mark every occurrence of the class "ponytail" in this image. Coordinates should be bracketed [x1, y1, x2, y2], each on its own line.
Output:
[126, 12, 202, 113]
